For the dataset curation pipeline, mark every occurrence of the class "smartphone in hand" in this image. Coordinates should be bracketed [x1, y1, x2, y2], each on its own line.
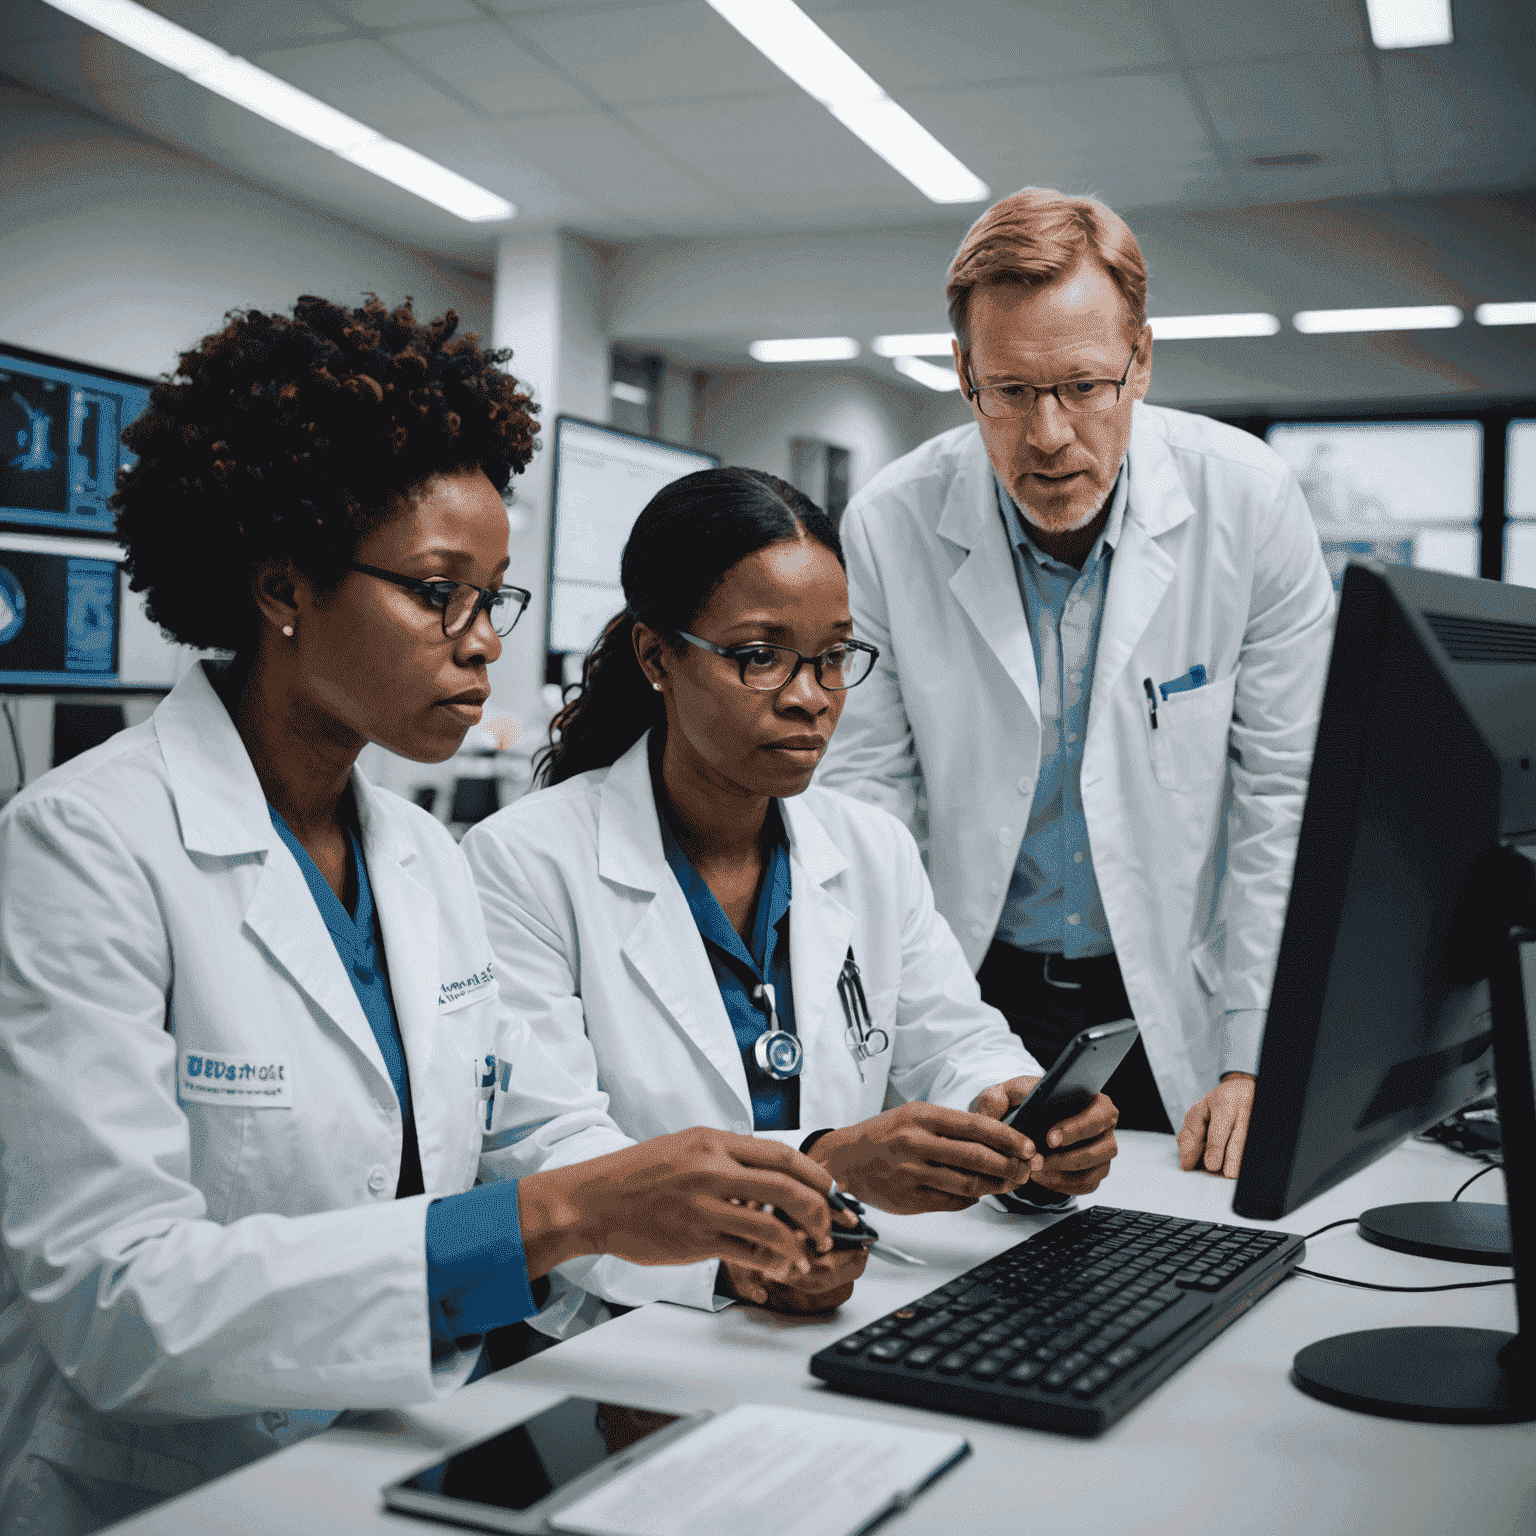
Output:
[1003, 1020, 1140, 1148]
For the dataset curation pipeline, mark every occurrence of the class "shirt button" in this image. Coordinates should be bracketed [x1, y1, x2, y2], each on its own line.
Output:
[1017, 777, 1031, 795]
[1066, 732, 1078, 744]
[969, 922, 986, 939]
[367, 1165, 390, 1194]
[1070, 671, 1083, 683]
[1067, 913, 1081, 926]
[1074, 851, 1085, 864]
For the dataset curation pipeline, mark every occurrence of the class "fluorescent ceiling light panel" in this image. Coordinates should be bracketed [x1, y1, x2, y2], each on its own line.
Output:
[41, 0, 516, 222]
[749, 337, 860, 362]
[706, 0, 987, 204]
[1292, 305, 1463, 334]
[872, 333, 954, 357]
[892, 355, 962, 392]
[1148, 313, 1280, 340]
[1475, 302, 1536, 327]
[1364, 0, 1454, 49]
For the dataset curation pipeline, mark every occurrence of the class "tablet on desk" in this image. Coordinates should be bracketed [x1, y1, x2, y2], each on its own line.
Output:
[383, 1399, 969, 1536]
[382, 1398, 708, 1534]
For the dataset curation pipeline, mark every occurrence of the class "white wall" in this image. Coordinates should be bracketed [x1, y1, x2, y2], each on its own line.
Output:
[695, 367, 942, 496]
[1, 82, 493, 379]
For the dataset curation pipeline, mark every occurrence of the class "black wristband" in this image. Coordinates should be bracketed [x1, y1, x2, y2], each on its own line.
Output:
[799, 1127, 835, 1155]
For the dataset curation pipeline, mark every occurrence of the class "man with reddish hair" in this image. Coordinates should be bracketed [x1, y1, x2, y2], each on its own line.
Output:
[819, 187, 1333, 1184]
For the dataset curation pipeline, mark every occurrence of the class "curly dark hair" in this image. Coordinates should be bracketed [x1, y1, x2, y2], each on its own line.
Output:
[112, 294, 538, 654]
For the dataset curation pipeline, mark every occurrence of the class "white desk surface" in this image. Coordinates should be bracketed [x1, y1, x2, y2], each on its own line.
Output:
[108, 1134, 1531, 1536]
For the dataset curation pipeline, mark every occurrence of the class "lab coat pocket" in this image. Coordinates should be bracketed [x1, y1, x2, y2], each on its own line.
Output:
[1149, 672, 1237, 794]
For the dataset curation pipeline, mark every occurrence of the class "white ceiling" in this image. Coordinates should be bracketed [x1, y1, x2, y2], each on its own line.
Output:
[3, 0, 1535, 267]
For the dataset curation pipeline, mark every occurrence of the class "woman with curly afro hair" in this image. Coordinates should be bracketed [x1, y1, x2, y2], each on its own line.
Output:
[0, 296, 841, 1535]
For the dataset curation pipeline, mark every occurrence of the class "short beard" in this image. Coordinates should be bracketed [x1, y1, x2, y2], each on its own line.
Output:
[1016, 483, 1109, 535]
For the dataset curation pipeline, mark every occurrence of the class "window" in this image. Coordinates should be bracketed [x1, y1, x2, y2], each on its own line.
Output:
[1266, 421, 1482, 590]
[1504, 421, 1536, 589]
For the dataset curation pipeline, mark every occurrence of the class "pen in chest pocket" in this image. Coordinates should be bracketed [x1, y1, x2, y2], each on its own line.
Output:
[1142, 677, 1158, 730]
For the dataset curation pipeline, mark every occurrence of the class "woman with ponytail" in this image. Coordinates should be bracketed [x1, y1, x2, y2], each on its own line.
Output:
[465, 467, 1121, 1320]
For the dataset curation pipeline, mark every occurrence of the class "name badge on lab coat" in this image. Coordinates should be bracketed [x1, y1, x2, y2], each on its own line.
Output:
[178, 1047, 293, 1109]
[439, 964, 497, 1013]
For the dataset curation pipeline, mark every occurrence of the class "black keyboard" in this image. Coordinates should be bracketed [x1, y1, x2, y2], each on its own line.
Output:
[811, 1205, 1304, 1435]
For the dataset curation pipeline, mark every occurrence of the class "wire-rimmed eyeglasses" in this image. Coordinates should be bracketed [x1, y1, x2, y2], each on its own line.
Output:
[964, 346, 1139, 419]
[677, 632, 880, 692]
[349, 563, 532, 639]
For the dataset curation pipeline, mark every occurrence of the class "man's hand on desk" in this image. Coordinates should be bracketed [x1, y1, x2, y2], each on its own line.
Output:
[803, 1102, 1042, 1214]
[971, 1076, 1120, 1196]
[1178, 1072, 1256, 1179]
[717, 1242, 869, 1313]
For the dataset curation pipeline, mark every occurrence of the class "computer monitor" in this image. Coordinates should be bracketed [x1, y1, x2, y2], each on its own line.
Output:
[1234, 560, 1534, 1424]
[1, 342, 152, 536]
[0, 533, 120, 689]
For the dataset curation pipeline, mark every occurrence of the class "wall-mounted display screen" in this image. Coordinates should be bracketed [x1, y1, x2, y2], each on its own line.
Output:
[547, 417, 717, 658]
[1267, 420, 1483, 588]
[0, 533, 119, 688]
[1, 343, 153, 536]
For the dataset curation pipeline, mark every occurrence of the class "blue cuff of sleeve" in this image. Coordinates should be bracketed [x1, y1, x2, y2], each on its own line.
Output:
[1219, 1009, 1266, 1080]
[425, 1179, 538, 1356]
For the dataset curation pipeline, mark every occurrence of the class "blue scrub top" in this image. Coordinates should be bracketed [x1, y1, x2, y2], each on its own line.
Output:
[268, 804, 535, 1360]
[652, 779, 798, 1131]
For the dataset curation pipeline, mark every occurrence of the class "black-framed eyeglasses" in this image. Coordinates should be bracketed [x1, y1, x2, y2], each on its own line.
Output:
[349, 563, 532, 639]
[677, 632, 880, 692]
[964, 346, 1139, 419]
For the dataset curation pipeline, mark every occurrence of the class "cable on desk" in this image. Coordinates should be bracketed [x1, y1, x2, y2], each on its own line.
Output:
[1292, 1269, 1513, 1293]
[1451, 1162, 1502, 1202]
[1300, 1217, 1360, 1241]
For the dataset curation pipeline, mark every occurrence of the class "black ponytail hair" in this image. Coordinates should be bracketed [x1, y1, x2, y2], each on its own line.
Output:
[535, 466, 843, 787]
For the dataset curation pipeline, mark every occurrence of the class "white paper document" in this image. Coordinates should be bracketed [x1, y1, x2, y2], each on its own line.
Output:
[551, 1404, 968, 1536]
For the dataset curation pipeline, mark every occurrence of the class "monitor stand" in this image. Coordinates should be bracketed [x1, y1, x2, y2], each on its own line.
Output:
[1292, 918, 1535, 1424]
[1357, 1199, 1509, 1264]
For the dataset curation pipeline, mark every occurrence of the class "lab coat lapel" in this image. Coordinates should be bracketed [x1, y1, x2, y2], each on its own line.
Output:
[937, 433, 1041, 724]
[354, 774, 444, 1184]
[781, 797, 854, 1072]
[600, 738, 753, 1117]
[1088, 408, 1192, 728]
[158, 664, 393, 1086]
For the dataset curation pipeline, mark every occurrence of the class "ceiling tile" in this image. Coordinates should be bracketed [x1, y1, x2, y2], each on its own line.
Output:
[253, 39, 472, 129]
[508, 0, 796, 105]
[1160, 0, 1365, 64]
[1198, 55, 1392, 203]
[815, 0, 1178, 87]
[397, 121, 594, 221]
[907, 71, 1219, 206]
[87, 71, 305, 150]
[1383, 42, 1536, 192]
[150, 1, 353, 52]
[387, 21, 590, 115]
[4, 29, 172, 86]
[623, 93, 917, 204]
[329, 0, 482, 27]
[496, 106, 744, 223]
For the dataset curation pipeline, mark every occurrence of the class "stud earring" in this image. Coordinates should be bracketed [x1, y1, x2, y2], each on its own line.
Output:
[282, 625, 295, 638]
[652, 681, 663, 691]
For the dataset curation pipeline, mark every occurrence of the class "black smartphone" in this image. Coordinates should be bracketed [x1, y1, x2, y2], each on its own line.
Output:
[1002, 1020, 1140, 1148]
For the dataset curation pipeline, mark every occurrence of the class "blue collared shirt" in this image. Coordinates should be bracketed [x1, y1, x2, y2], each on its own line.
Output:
[269, 806, 535, 1366]
[656, 795, 797, 1131]
[994, 464, 1127, 958]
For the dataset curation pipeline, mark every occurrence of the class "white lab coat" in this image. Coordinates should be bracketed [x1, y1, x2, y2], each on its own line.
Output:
[462, 732, 1039, 1313]
[0, 663, 634, 1536]
[817, 404, 1335, 1123]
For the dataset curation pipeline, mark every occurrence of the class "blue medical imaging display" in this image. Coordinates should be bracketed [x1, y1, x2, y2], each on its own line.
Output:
[0, 547, 119, 687]
[1, 343, 152, 535]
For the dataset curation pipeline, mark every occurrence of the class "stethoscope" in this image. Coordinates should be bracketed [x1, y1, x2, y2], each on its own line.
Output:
[747, 947, 892, 1082]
